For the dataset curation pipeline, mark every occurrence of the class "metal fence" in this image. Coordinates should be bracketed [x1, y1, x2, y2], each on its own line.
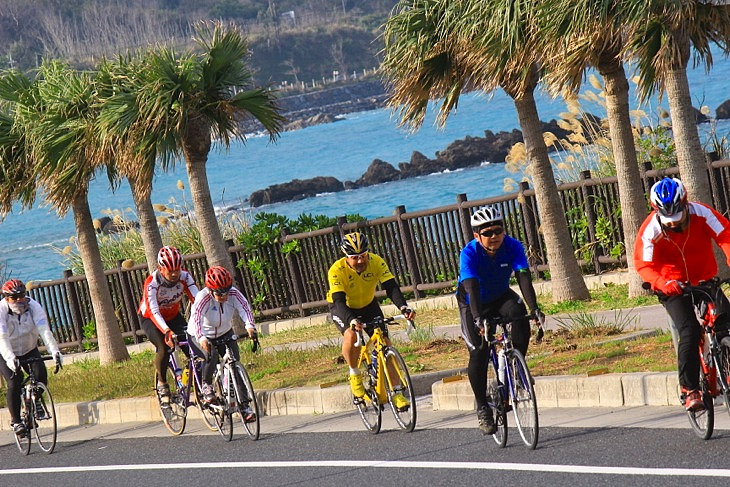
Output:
[29, 160, 730, 351]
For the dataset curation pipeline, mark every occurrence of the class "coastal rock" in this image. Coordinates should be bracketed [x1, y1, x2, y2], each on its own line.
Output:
[352, 159, 402, 187]
[717, 100, 730, 120]
[249, 176, 344, 207]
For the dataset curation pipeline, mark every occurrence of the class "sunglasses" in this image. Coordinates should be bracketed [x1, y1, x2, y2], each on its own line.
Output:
[480, 227, 504, 238]
[346, 252, 369, 260]
[211, 287, 232, 297]
[5, 293, 26, 301]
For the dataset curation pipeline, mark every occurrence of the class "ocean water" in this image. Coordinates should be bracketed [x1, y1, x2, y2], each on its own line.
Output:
[2, 55, 730, 282]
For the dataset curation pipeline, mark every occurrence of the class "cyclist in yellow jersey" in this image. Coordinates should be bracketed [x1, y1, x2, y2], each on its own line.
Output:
[327, 232, 416, 408]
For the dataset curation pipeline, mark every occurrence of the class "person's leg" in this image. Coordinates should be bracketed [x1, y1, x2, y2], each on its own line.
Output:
[139, 315, 171, 393]
[0, 357, 23, 425]
[496, 289, 530, 356]
[663, 295, 701, 391]
[167, 314, 190, 359]
[459, 302, 496, 434]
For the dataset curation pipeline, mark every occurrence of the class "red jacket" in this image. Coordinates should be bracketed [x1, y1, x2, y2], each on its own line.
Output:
[634, 201, 730, 294]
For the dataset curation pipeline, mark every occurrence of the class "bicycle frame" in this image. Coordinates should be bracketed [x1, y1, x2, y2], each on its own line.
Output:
[357, 325, 389, 404]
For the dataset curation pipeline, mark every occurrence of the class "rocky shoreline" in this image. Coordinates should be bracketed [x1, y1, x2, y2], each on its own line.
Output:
[243, 80, 730, 208]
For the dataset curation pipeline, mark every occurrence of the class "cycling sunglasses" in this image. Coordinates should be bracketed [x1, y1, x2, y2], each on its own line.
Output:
[211, 286, 232, 297]
[479, 227, 504, 238]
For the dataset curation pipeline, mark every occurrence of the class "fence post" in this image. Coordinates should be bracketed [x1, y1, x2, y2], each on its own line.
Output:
[63, 269, 85, 352]
[707, 160, 728, 215]
[641, 161, 655, 192]
[518, 181, 544, 279]
[117, 259, 141, 343]
[456, 193, 472, 242]
[226, 238, 244, 290]
[394, 205, 423, 300]
[579, 171, 603, 274]
[281, 228, 308, 317]
[336, 216, 348, 236]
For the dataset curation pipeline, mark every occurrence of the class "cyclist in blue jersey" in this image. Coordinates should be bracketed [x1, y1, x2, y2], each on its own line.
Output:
[456, 205, 543, 435]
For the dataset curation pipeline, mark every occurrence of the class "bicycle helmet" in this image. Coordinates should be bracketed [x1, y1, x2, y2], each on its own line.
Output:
[341, 232, 369, 256]
[2, 279, 26, 297]
[471, 205, 503, 230]
[157, 246, 182, 271]
[650, 177, 687, 223]
[205, 266, 233, 291]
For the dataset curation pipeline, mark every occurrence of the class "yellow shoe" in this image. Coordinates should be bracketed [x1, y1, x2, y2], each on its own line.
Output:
[392, 392, 410, 411]
[349, 374, 365, 398]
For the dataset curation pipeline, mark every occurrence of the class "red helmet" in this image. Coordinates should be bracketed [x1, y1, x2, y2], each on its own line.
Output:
[157, 246, 182, 271]
[2, 279, 26, 297]
[205, 266, 233, 291]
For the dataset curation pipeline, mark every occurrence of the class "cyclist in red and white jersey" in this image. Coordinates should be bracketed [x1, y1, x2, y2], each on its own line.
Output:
[187, 266, 258, 421]
[138, 246, 199, 403]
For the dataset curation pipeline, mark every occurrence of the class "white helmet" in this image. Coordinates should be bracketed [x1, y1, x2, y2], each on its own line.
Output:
[471, 205, 503, 229]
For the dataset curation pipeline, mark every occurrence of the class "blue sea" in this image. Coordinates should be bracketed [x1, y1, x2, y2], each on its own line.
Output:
[2, 56, 730, 282]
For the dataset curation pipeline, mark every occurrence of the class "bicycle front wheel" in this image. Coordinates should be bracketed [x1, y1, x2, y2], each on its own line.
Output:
[232, 363, 260, 440]
[14, 396, 30, 455]
[486, 354, 507, 447]
[154, 369, 186, 436]
[508, 350, 539, 449]
[32, 382, 57, 453]
[717, 341, 730, 420]
[383, 347, 417, 432]
[687, 368, 714, 440]
[211, 373, 233, 441]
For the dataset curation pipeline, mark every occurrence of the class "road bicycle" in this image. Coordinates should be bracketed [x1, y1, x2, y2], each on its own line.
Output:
[13, 355, 61, 455]
[153, 335, 224, 437]
[206, 334, 261, 441]
[646, 278, 730, 440]
[481, 312, 540, 449]
[353, 314, 416, 434]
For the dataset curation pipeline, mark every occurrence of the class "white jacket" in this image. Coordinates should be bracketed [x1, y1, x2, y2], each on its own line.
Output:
[187, 287, 255, 340]
[0, 298, 60, 362]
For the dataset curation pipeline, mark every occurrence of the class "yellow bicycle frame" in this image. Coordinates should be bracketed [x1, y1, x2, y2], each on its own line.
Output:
[357, 326, 409, 404]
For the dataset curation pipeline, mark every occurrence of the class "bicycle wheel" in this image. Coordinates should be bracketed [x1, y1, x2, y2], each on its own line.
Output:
[355, 387, 382, 434]
[14, 395, 31, 455]
[508, 350, 539, 449]
[687, 368, 715, 440]
[383, 347, 417, 432]
[154, 369, 186, 436]
[192, 361, 218, 432]
[717, 341, 730, 420]
[486, 355, 507, 447]
[31, 382, 57, 453]
[232, 363, 260, 440]
[211, 374, 233, 441]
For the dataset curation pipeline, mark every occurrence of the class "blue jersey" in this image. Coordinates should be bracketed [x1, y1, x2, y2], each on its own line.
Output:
[457, 235, 529, 305]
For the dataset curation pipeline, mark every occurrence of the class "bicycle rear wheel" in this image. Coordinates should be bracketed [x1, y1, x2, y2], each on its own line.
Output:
[31, 382, 57, 453]
[211, 374, 233, 441]
[14, 396, 30, 455]
[232, 363, 260, 440]
[509, 350, 539, 449]
[486, 355, 507, 447]
[383, 347, 417, 432]
[718, 341, 730, 420]
[154, 368, 186, 436]
[687, 369, 714, 440]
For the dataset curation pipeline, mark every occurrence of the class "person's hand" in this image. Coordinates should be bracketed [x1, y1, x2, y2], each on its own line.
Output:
[200, 337, 210, 354]
[164, 329, 175, 349]
[663, 280, 684, 296]
[5, 356, 17, 373]
[400, 305, 416, 321]
[349, 318, 364, 332]
[54, 352, 63, 371]
[250, 330, 260, 353]
[532, 308, 545, 343]
[474, 316, 488, 335]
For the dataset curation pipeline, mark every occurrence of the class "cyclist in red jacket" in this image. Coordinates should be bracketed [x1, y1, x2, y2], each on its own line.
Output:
[138, 246, 199, 403]
[634, 177, 730, 411]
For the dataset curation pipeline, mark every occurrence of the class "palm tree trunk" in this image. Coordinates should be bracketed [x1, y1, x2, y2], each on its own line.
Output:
[129, 176, 163, 271]
[600, 62, 650, 297]
[510, 87, 590, 302]
[182, 120, 234, 273]
[72, 193, 130, 364]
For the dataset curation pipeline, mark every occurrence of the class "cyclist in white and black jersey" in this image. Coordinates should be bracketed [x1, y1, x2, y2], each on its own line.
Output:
[138, 246, 199, 403]
[187, 266, 258, 421]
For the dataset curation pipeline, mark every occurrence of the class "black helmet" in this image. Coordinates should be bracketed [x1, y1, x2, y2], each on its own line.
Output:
[340, 232, 369, 256]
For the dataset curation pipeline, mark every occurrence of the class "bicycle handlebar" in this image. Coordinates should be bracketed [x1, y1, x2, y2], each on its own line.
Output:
[18, 355, 61, 375]
[353, 314, 415, 347]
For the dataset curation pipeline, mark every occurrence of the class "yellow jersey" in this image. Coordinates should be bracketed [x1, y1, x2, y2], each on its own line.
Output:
[326, 253, 396, 309]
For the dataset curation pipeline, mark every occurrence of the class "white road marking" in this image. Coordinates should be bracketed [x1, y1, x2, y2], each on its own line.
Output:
[1, 461, 730, 477]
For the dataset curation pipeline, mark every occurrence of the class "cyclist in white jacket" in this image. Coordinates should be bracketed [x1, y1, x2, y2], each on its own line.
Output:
[0, 279, 63, 436]
[187, 266, 258, 421]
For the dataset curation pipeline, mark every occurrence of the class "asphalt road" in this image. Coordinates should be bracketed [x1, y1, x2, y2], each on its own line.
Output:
[3, 397, 730, 486]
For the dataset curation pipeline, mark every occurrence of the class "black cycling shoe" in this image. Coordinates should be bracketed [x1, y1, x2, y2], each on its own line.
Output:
[477, 406, 496, 435]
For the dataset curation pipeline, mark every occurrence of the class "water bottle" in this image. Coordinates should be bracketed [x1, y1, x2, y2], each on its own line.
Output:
[497, 349, 506, 384]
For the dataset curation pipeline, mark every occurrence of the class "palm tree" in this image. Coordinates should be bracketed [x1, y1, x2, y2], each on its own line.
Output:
[625, 0, 730, 203]
[382, 0, 590, 302]
[131, 22, 285, 274]
[537, 0, 650, 297]
[0, 62, 129, 364]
